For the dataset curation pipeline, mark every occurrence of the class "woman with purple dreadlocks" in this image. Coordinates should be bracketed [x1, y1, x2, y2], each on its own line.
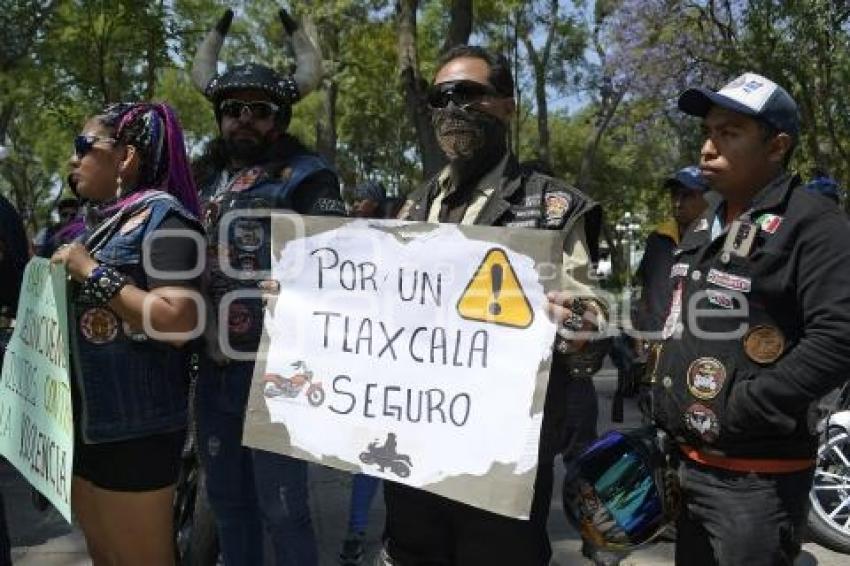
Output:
[51, 102, 203, 565]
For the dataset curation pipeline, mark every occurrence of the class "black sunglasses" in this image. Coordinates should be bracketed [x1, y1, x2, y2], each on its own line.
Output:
[74, 134, 117, 158]
[219, 99, 281, 120]
[427, 80, 501, 109]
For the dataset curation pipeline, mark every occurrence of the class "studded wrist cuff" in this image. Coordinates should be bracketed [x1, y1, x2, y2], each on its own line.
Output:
[80, 264, 127, 306]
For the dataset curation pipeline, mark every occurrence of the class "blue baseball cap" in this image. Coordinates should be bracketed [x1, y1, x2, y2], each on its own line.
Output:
[803, 177, 842, 204]
[664, 166, 709, 193]
[351, 180, 387, 204]
[678, 72, 800, 140]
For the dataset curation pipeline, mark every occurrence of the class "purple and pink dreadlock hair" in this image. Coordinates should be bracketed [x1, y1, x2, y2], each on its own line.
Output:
[59, 102, 199, 243]
[102, 102, 200, 216]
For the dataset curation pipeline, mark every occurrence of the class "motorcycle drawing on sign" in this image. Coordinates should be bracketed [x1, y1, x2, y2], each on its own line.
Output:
[359, 433, 413, 478]
[262, 361, 325, 407]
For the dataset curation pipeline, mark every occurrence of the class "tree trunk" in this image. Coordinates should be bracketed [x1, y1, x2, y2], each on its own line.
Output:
[441, 0, 473, 54]
[315, 19, 338, 166]
[398, 0, 472, 180]
[528, 54, 550, 165]
[577, 85, 627, 196]
[397, 0, 444, 179]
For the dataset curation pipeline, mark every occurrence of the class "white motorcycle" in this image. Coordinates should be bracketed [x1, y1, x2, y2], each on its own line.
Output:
[808, 382, 850, 554]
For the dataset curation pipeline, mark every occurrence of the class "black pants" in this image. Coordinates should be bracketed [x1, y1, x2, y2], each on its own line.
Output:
[0, 491, 10, 566]
[675, 459, 814, 566]
[383, 461, 553, 566]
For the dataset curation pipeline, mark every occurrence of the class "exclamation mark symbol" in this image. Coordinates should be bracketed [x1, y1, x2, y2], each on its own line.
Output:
[489, 264, 503, 316]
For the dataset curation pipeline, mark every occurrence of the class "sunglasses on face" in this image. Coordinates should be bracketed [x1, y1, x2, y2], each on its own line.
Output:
[219, 99, 280, 120]
[427, 80, 501, 109]
[74, 134, 117, 158]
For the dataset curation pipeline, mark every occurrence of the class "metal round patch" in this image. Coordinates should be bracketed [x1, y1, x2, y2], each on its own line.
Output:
[684, 403, 720, 443]
[228, 302, 253, 335]
[662, 375, 673, 389]
[686, 357, 727, 400]
[233, 219, 264, 252]
[80, 307, 119, 345]
[743, 325, 785, 365]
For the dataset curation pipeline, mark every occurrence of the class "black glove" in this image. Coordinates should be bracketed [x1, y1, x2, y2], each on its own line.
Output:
[215, 9, 234, 35]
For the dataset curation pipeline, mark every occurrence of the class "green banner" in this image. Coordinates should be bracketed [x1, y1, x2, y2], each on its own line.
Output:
[0, 258, 73, 522]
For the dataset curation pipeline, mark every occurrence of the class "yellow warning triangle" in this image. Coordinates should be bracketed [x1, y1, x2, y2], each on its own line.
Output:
[456, 248, 534, 329]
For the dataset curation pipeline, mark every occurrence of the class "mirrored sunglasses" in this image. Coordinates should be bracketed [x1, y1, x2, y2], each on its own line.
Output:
[219, 99, 281, 120]
[427, 80, 500, 109]
[74, 134, 117, 158]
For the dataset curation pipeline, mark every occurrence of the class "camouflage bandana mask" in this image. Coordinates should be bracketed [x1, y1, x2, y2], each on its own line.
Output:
[432, 103, 507, 161]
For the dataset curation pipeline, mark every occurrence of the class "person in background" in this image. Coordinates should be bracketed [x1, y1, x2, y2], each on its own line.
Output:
[802, 169, 843, 205]
[33, 191, 83, 257]
[349, 180, 387, 219]
[51, 102, 202, 566]
[339, 180, 385, 564]
[0, 144, 28, 566]
[634, 166, 709, 335]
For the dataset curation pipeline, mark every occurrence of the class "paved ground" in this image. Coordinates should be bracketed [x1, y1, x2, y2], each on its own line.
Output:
[6, 366, 849, 565]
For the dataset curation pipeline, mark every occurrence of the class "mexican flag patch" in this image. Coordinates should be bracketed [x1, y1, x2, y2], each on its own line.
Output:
[755, 213, 783, 234]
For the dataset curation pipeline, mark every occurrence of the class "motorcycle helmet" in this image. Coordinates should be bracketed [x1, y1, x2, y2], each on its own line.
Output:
[562, 427, 679, 550]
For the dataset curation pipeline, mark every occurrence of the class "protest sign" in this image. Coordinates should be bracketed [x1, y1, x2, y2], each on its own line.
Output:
[243, 217, 563, 519]
[0, 259, 72, 522]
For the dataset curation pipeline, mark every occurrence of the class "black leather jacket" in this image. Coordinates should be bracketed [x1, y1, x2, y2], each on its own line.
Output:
[652, 173, 850, 459]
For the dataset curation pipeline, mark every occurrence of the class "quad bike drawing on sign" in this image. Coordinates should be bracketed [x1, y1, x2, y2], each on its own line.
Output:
[359, 433, 413, 478]
[263, 361, 325, 407]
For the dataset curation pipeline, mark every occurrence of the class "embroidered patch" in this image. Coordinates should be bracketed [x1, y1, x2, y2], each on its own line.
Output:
[694, 218, 709, 232]
[756, 213, 783, 234]
[670, 263, 689, 278]
[237, 253, 259, 276]
[228, 302, 253, 335]
[314, 198, 346, 214]
[233, 220, 263, 252]
[230, 167, 264, 192]
[523, 195, 542, 207]
[120, 209, 151, 235]
[661, 282, 684, 339]
[203, 199, 222, 228]
[544, 192, 571, 227]
[279, 167, 293, 182]
[505, 219, 537, 228]
[80, 307, 119, 344]
[706, 268, 751, 293]
[706, 289, 735, 309]
[687, 357, 727, 400]
[743, 325, 785, 365]
[684, 403, 720, 443]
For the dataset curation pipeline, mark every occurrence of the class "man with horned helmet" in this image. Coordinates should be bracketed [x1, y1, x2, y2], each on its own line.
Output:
[190, 9, 345, 566]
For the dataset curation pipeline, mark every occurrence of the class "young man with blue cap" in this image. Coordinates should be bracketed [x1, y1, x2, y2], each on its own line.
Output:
[650, 72, 850, 565]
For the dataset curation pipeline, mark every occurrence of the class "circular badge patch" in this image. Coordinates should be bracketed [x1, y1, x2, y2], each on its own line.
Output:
[233, 219, 264, 252]
[228, 302, 253, 335]
[203, 199, 221, 229]
[80, 307, 119, 345]
[686, 357, 727, 400]
[743, 325, 785, 365]
[684, 403, 720, 443]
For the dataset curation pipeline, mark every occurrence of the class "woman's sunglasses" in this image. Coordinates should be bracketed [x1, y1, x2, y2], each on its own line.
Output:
[427, 80, 501, 109]
[219, 99, 281, 120]
[74, 134, 117, 158]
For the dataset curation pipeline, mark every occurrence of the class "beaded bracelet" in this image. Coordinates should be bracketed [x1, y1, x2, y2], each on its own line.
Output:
[80, 264, 128, 306]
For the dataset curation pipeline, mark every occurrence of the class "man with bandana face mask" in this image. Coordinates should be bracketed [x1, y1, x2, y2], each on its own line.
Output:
[387, 45, 605, 566]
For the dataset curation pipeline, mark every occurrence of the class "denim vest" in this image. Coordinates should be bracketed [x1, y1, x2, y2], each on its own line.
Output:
[72, 192, 202, 443]
[201, 153, 333, 354]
